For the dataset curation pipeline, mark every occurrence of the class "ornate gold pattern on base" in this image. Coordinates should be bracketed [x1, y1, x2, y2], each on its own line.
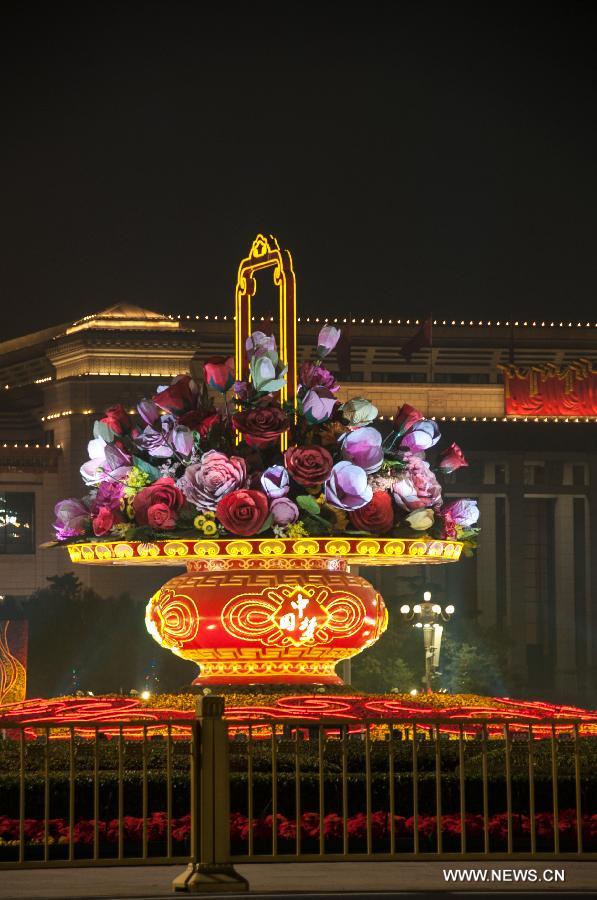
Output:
[66, 536, 463, 567]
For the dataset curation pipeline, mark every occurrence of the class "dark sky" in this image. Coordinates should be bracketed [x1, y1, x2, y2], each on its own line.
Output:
[1, 1, 596, 339]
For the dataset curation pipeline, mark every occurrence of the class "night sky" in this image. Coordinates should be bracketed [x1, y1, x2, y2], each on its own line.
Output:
[1, 1, 596, 339]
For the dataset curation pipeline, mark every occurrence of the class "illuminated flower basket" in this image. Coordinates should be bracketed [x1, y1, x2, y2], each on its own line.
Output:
[54, 235, 477, 686]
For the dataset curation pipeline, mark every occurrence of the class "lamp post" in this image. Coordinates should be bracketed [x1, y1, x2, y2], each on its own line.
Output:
[400, 591, 455, 693]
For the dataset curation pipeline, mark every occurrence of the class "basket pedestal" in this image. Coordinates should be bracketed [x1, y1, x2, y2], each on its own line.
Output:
[146, 559, 387, 685]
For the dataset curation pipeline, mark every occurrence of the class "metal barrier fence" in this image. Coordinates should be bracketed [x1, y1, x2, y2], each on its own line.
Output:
[1, 696, 597, 892]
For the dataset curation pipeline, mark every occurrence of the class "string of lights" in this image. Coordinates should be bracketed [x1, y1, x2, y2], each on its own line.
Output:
[168, 314, 597, 328]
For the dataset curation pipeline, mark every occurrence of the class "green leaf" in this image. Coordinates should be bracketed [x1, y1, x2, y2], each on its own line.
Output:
[132, 456, 161, 482]
[93, 420, 116, 443]
[256, 514, 273, 534]
[297, 495, 321, 516]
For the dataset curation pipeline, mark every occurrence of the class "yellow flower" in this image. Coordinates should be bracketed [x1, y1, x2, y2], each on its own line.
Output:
[286, 522, 308, 538]
[193, 514, 206, 529]
[202, 520, 217, 536]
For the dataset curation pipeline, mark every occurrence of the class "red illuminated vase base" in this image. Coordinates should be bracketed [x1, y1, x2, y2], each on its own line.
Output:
[146, 564, 387, 686]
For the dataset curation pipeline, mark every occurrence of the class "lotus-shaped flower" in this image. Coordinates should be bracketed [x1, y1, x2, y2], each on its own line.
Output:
[341, 427, 384, 474]
[325, 461, 372, 510]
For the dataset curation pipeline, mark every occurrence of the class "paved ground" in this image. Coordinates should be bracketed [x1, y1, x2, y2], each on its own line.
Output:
[1, 861, 596, 898]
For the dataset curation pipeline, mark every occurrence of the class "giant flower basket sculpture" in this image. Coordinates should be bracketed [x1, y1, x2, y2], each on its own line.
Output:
[53, 235, 479, 685]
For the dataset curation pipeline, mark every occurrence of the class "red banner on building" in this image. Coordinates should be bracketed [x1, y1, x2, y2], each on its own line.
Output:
[500, 359, 597, 417]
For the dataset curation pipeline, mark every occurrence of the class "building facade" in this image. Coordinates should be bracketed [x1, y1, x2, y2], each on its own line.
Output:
[0, 304, 595, 703]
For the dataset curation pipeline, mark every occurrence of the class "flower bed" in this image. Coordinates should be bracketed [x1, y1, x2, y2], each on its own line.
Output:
[1, 809, 595, 852]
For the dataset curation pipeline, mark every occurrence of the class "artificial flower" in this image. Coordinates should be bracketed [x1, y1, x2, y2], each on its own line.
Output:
[443, 498, 480, 528]
[405, 508, 435, 531]
[152, 375, 198, 415]
[316, 324, 341, 357]
[92, 505, 122, 537]
[399, 417, 440, 452]
[245, 331, 277, 360]
[299, 362, 338, 392]
[341, 426, 384, 474]
[181, 450, 246, 512]
[284, 445, 334, 488]
[137, 399, 160, 427]
[349, 491, 394, 534]
[393, 403, 425, 434]
[203, 356, 235, 393]
[100, 405, 132, 436]
[261, 465, 290, 499]
[178, 409, 221, 441]
[301, 388, 338, 424]
[53, 498, 90, 541]
[341, 397, 378, 428]
[233, 404, 289, 448]
[270, 497, 299, 526]
[438, 442, 468, 473]
[132, 477, 185, 530]
[391, 456, 442, 512]
[325, 461, 373, 510]
[216, 489, 269, 536]
[250, 355, 287, 394]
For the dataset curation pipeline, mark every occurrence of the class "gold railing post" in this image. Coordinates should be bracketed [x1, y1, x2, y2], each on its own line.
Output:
[173, 696, 248, 893]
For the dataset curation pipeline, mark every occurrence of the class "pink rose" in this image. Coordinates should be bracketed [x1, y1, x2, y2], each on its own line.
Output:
[391, 455, 442, 512]
[270, 497, 299, 526]
[181, 450, 246, 511]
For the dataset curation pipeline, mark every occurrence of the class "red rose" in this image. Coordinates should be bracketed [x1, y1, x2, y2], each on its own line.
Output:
[216, 489, 269, 536]
[204, 356, 235, 393]
[438, 442, 468, 474]
[233, 404, 289, 448]
[101, 405, 132, 436]
[284, 444, 333, 487]
[92, 505, 121, 536]
[153, 375, 197, 414]
[349, 491, 394, 534]
[132, 477, 185, 530]
[178, 409, 221, 439]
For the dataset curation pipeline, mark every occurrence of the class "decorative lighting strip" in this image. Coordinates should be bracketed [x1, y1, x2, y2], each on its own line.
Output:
[2, 695, 596, 741]
[0, 442, 61, 449]
[170, 314, 597, 328]
[66, 537, 464, 567]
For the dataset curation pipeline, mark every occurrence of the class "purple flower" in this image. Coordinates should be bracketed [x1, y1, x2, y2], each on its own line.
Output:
[391, 456, 442, 512]
[443, 499, 480, 528]
[80, 438, 131, 486]
[341, 427, 384, 474]
[137, 399, 160, 427]
[135, 419, 194, 459]
[53, 498, 90, 540]
[181, 450, 246, 511]
[325, 461, 373, 510]
[245, 331, 277, 360]
[299, 363, 338, 393]
[301, 388, 337, 424]
[316, 325, 341, 358]
[399, 418, 441, 452]
[261, 465, 290, 499]
[270, 497, 299, 526]
[93, 479, 125, 511]
[136, 426, 174, 459]
[233, 380, 249, 401]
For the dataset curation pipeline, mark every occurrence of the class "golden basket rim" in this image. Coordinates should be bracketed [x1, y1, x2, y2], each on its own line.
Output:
[63, 536, 464, 567]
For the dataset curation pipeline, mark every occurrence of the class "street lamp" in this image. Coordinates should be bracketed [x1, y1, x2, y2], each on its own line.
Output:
[400, 591, 455, 693]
